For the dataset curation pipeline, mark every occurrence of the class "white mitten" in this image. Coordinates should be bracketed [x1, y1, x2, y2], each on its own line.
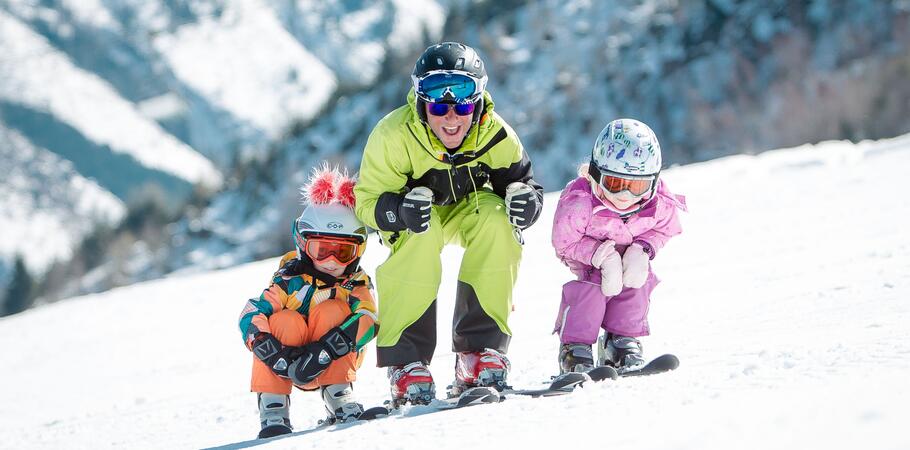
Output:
[592, 241, 623, 296]
[591, 240, 616, 268]
[622, 243, 650, 288]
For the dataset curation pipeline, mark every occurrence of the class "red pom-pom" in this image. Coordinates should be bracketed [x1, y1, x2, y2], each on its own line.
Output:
[302, 165, 337, 205]
[300, 163, 358, 208]
[337, 176, 357, 208]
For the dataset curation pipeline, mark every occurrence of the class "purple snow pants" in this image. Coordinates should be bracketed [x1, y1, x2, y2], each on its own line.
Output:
[553, 270, 659, 344]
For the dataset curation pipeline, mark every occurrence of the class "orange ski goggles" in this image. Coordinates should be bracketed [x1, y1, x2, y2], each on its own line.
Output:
[303, 236, 363, 265]
[597, 173, 655, 197]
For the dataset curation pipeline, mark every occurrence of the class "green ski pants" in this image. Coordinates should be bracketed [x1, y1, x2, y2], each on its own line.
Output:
[375, 190, 523, 367]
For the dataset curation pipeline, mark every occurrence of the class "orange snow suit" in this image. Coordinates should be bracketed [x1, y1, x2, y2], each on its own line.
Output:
[238, 252, 378, 394]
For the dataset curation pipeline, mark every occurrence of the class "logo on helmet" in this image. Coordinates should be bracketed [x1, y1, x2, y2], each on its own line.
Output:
[326, 221, 344, 230]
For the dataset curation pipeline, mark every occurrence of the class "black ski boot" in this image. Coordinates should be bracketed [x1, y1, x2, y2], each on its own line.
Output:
[558, 343, 595, 374]
[600, 333, 645, 369]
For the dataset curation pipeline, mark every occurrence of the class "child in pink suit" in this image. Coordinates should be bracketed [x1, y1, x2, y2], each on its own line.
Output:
[551, 118, 686, 373]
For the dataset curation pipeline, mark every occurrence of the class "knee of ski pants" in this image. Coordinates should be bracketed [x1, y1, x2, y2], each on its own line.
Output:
[457, 193, 523, 257]
[268, 309, 309, 346]
[306, 299, 364, 388]
[554, 280, 606, 344]
[307, 298, 353, 342]
[376, 214, 445, 291]
[381, 211, 445, 253]
[251, 306, 362, 394]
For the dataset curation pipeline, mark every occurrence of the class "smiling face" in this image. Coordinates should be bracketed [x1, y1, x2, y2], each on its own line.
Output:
[601, 190, 642, 211]
[591, 179, 646, 214]
[312, 258, 347, 278]
[425, 103, 473, 149]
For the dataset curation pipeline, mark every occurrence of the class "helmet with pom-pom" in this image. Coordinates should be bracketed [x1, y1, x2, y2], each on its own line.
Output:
[293, 165, 367, 273]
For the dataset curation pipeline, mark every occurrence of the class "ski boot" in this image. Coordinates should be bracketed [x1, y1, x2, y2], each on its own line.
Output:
[320, 383, 364, 424]
[449, 348, 511, 396]
[257, 392, 292, 439]
[598, 333, 646, 370]
[388, 361, 436, 408]
[558, 343, 595, 374]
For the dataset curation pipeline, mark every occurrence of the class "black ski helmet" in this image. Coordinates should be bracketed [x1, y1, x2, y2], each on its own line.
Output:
[412, 42, 488, 124]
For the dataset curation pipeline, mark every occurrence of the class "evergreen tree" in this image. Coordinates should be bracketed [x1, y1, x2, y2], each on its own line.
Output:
[2, 255, 34, 316]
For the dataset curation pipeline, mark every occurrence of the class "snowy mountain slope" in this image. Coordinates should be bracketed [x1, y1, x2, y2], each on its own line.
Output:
[0, 136, 908, 449]
[0, 125, 125, 272]
[165, 0, 910, 293]
[0, 9, 221, 187]
[0, 0, 447, 284]
[152, 0, 337, 141]
[264, 0, 446, 89]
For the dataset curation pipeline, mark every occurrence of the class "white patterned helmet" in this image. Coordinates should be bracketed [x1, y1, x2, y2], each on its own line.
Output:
[590, 118, 662, 177]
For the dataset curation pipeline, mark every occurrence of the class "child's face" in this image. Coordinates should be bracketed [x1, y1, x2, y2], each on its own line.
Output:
[595, 185, 645, 213]
[312, 258, 348, 278]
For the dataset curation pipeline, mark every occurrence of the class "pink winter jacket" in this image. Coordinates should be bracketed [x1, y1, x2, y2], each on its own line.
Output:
[552, 177, 687, 279]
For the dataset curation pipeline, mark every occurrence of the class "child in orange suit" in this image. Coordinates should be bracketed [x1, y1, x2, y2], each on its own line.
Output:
[238, 166, 378, 438]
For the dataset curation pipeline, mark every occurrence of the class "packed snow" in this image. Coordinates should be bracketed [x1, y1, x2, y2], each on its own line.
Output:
[0, 135, 907, 449]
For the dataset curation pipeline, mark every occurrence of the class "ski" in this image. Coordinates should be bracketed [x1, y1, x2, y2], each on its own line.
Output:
[501, 371, 592, 398]
[354, 405, 393, 420]
[436, 385, 502, 408]
[498, 355, 678, 400]
[616, 353, 679, 377]
[587, 365, 620, 381]
[334, 385, 501, 424]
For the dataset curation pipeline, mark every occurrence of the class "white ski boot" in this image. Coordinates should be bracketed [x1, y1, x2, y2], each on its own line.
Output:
[257, 393, 292, 439]
[321, 383, 364, 423]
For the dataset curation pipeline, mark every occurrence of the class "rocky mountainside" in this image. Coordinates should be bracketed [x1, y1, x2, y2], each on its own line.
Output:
[2, 0, 908, 310]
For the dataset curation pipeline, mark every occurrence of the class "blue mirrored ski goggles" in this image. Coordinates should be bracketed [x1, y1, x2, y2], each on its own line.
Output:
[415, 72, 482, 103]
[427, 101, 476, 117]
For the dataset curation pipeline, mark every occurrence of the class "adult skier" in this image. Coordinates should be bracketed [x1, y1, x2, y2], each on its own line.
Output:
[354, 42, 543, 406]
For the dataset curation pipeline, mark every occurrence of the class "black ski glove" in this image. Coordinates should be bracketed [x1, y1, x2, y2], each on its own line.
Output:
[398, 187, 434, 233]
[287, 325, 358, 385]
[251, 333, 302, 378]
[505, 182, 541, 229]
[375, 187, 434, 233]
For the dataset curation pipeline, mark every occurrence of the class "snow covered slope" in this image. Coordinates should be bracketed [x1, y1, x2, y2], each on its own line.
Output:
[0, 135, 908, 449]
[0, 126, 126, 272]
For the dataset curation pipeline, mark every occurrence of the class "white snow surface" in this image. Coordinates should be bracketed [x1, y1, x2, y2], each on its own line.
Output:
[0, 136, 908, 449]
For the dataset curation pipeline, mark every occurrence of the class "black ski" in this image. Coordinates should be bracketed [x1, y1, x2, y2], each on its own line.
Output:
[502, 371, 591, 398]
[338, 386, 500, 424]
[437, 385, 502, 408]
[587, 365, 620, 381]
[499, 355, 678, 400]
[356, 405, 393, 420]
[616, 354, 679, 377]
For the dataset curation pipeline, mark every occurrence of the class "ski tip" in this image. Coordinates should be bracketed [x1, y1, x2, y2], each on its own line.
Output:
[655, 354, 680, 370]
[588, 365, 619, 381]
[549, 371, 589, 391]
[455, 386, 501, 407]
[617, 354, 680, 377]
[358, 406, 392, 421]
